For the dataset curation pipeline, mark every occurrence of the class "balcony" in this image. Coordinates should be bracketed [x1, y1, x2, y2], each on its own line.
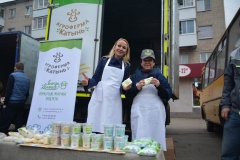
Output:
[179, 33, 197, 47]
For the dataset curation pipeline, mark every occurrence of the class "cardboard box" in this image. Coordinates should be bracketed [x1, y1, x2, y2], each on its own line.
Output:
[164, 138, 176, 160]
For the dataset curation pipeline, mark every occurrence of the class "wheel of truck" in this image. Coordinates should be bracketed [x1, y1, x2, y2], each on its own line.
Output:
[206, 120, 214, 132]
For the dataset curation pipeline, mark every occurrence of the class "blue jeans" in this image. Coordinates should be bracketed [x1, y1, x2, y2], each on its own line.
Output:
[221, 111, 240, 160]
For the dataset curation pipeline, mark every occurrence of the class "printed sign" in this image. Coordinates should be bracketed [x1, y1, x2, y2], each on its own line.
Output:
[48, 0, 103, 87]
[27, 39, 82, 133]
[179, 65, 191, 77]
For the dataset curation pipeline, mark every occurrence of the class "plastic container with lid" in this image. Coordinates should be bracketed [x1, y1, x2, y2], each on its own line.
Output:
[114, 137, 125, 151]
[103, 124, 114, 137]
[52, 122, 61, 134]
[61, 134, 70, 147]
[61, 122, 71, 134]
[70, 134, 80, 148]
[82, 134, 92, 148]
[71, 123, 81, 134]
[82, 123, 92, 134]
[115, 124, 126, 138]
[103, 136, 113, 151]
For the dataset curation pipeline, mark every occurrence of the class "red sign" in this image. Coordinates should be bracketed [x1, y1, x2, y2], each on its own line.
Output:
[179, 63, 205, 78]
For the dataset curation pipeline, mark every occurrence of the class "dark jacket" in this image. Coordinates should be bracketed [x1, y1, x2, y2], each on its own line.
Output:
[220, 47, 240, 112]
[125, 66, 172, 103]
[4, 70, 30, 105]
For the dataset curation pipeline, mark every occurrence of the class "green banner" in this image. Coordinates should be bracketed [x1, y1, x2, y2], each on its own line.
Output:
[40, 39, 82, 52]
[53, 0, 103, 6]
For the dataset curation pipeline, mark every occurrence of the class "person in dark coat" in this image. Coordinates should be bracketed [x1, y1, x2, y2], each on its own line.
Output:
[0, 62, 30, 134]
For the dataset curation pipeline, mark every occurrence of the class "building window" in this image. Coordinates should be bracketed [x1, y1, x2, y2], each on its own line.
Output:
[179, 20, 195, 34]
[9, 8, 16, 18]
[8, 28, 15, 32]
[33, 0, 48, 10]
[200, 52, 211, 63]
[179, 54, 188, 64]
[198, 26, 213, 39]
[0, 9, 4, 18]
[197, 0, 211, 12]
[33, 17, 47, 29]
[25, 6, 33, 15]
[24, 26, 31, 35]
[0, 26, 3, 32]
[179, 0, 194, 8]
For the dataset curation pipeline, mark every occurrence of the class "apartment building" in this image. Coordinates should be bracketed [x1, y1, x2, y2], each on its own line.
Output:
[169, 0, 227, 117]
[0, 0, 33, 35]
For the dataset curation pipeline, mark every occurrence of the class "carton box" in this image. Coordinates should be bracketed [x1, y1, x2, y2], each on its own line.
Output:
[164, 138, 176, 160]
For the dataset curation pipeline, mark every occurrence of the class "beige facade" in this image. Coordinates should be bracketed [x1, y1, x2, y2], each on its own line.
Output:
[0, 0, 32, 34]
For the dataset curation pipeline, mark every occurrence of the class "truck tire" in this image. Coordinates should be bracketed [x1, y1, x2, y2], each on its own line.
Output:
[206, 120, 214, 132]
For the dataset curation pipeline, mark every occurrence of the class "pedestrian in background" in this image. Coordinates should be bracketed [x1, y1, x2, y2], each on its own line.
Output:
[125, 49, 172, 151]
[220, 47, 240, 159]
[82, 38, 131, 133]
[0, 62, 30, 134]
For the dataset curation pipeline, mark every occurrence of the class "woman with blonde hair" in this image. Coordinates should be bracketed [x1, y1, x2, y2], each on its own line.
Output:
[82, 38, 131, 133]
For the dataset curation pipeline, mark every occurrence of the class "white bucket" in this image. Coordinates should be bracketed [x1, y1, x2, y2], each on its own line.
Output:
[115, 124, 126, 138]
[103, 124, 114, 137]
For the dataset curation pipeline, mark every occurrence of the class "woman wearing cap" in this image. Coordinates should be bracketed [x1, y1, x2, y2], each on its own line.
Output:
[125, 49, 172, 151]
[81, 38, 131, 133]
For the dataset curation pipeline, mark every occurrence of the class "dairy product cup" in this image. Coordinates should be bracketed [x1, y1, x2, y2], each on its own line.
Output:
[144, 77, 153, 85]
[82, 134, 92, 148]
[92, 134, 102, 143]
[61, 134, 70, 147]
[115, 124, 126, 138]
[50, 133, 60, 146]
[71, 123, 81, 134]
[103, 137, 113, 151]
[114, 137, 125, 151]
[52, 122, 61, 134]
[61, 122, 71, 134]
[103, 124, 114, 137]
[82, 123, 92, 134]
[124, 135, 129, 146]
[71, 134, 80, 148]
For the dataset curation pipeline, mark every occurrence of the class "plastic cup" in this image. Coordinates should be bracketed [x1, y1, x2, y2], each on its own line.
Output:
[71, 123, 81, 134]
[61, 122, 71, 134]
[52, 122, 61, 134]
[115, 124, 126, 138]
[61, 134, 70, 147]
[103, 124, 114, 137]
[114, 137, 125, 151]
[92, 134, 102, 143]
[91, 142, 101, 150]
[82, 134, 92, 148]
[82, 123, 92, 134]
[50, 133, 60, 146]
[124, 135, 129, 146]
[71, 134, 80, 148]
[103, 136, 113, 151]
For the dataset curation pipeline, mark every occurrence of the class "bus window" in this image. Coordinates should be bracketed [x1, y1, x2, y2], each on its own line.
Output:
[204, 61, 210, 88]
[228, 16, 240, 59]
[209, 52, 216, 84]
[215, 37, 227, 78]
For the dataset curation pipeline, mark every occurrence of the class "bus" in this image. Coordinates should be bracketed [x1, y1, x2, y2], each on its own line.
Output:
[200, 9, 240, 132]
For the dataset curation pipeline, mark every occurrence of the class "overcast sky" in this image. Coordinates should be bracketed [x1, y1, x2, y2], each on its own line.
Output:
[0, 0, 13, 3]
[224, 0, 240, 27]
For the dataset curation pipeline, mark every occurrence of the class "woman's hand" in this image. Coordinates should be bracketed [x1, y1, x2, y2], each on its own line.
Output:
[137, 80, 145, 90]
[151, 78, 160, 87]
[81, 73, 89, 86]
[123, 84, 132, 91]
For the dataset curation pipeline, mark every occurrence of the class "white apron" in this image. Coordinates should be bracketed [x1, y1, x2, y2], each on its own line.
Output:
[87, 58, 124, 133]
[131, 84, 167, 151]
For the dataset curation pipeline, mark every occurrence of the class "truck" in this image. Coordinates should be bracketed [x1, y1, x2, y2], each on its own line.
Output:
[0, 31, 40, 122]
[44, 0, 179, 136]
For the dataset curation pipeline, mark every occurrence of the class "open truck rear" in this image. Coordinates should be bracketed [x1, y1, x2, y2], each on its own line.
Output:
[46, 0, 179, 138]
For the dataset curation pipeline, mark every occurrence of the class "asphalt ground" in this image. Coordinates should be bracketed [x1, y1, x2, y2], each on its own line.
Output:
[166, 118, 222, 160]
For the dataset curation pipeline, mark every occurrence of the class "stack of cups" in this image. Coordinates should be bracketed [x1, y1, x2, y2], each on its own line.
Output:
[70, 123, 82, 148]
[60, 122, 72, 147]
[50, 121, 61, 145]
[82, 123, 93, 149]
[114, 124, 126, 151]
[103, 124, 114, 151]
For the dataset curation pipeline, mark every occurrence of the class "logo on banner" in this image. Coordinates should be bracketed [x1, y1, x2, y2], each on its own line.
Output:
[179, 65, 191, 77]
[56, 8, 90, 36]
